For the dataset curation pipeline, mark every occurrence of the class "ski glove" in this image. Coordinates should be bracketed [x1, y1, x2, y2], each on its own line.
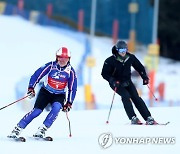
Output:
[109, 77, 120, 88]
[27, 88, 35, 99]
[113, 81, 120, 88]
[143, 77, 149, 85]
[62, 102, 72, 112]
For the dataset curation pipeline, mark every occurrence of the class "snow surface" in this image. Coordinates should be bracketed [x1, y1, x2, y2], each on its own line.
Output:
[0, 106, 179, 154]
[0, 15, 180, 154]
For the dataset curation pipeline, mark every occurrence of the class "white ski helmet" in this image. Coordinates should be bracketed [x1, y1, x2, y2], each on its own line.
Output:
[56, 47, 71, 58]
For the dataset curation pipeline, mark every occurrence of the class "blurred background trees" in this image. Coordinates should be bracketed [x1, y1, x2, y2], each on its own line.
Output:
[158, 0, 180, 60]
[0, 0, 180, 60]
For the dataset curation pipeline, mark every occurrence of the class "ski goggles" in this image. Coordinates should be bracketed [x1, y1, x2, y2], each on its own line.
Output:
[116, 48, 127, 53]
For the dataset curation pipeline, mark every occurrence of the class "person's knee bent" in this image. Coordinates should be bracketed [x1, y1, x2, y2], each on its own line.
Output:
[18, 108, 42, 128]
[30, 108, 42, 118]
[43, 102, 62, 128]
[51, 102, 62, 113]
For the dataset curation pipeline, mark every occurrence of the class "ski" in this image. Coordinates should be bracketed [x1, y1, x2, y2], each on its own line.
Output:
[141, 121, 170, 125]
[127, 121, 170, 126]
[151, 121, 170, 125]
[33, 136, 53, 141]
[7, 136, 26, 142]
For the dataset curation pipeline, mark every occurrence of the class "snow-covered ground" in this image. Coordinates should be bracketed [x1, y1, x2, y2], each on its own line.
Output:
[0, 105, 179, 154]
[0, 15, 180, 154]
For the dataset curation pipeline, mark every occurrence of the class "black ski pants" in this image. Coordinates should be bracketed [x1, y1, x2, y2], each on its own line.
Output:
[110, 81, 151, 120]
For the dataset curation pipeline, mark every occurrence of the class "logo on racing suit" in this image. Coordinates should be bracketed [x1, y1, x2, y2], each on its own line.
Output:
[48, 72, 67, 90]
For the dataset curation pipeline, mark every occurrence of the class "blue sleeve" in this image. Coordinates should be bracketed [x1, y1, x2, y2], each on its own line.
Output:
[28, 62, 52, 89]
[67, 67, 77, 104]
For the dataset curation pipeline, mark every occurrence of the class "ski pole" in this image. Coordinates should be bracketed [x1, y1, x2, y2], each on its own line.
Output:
[147, 85, 158, 101]
[0, 95, 29, 111]
[65, 112, 72, 137]
[106, 87, 117, 124]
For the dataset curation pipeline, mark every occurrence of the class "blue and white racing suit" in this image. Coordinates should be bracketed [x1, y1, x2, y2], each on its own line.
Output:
[18, 61, 77, 128]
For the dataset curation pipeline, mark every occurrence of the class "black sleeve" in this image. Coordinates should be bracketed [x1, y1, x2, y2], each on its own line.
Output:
[101, 57, 115, 82]
[132, 55, 149, 80]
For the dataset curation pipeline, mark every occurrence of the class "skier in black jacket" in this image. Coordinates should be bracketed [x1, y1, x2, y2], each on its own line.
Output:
[101, 40, 157, 125]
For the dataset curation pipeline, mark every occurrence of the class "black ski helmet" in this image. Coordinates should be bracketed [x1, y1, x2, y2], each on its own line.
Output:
[115, 40, 128, 50]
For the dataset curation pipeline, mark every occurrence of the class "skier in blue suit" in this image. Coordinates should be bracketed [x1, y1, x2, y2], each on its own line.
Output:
[8, 47, 77, 138]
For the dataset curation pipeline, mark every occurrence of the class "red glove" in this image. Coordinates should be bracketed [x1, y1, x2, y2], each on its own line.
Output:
[62, 102, 72, 112]
[27, 88, 35, 99]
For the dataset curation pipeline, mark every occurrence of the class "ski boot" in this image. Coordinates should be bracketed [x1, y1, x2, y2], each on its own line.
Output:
[131, 116, 142, 125]
[146, 116, 158, 125]
[8, 125, 23, 139]
[33, 124, 48, 138]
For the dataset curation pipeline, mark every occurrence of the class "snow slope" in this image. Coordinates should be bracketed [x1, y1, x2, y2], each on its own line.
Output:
[0, 14, 180, 154]
[0, 106, 179, 154]
[1, 15, 180, 108]
[0, 15, 84, 105]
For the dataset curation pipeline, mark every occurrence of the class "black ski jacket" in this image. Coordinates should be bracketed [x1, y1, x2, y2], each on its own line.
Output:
[101, 48, 148, 85]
